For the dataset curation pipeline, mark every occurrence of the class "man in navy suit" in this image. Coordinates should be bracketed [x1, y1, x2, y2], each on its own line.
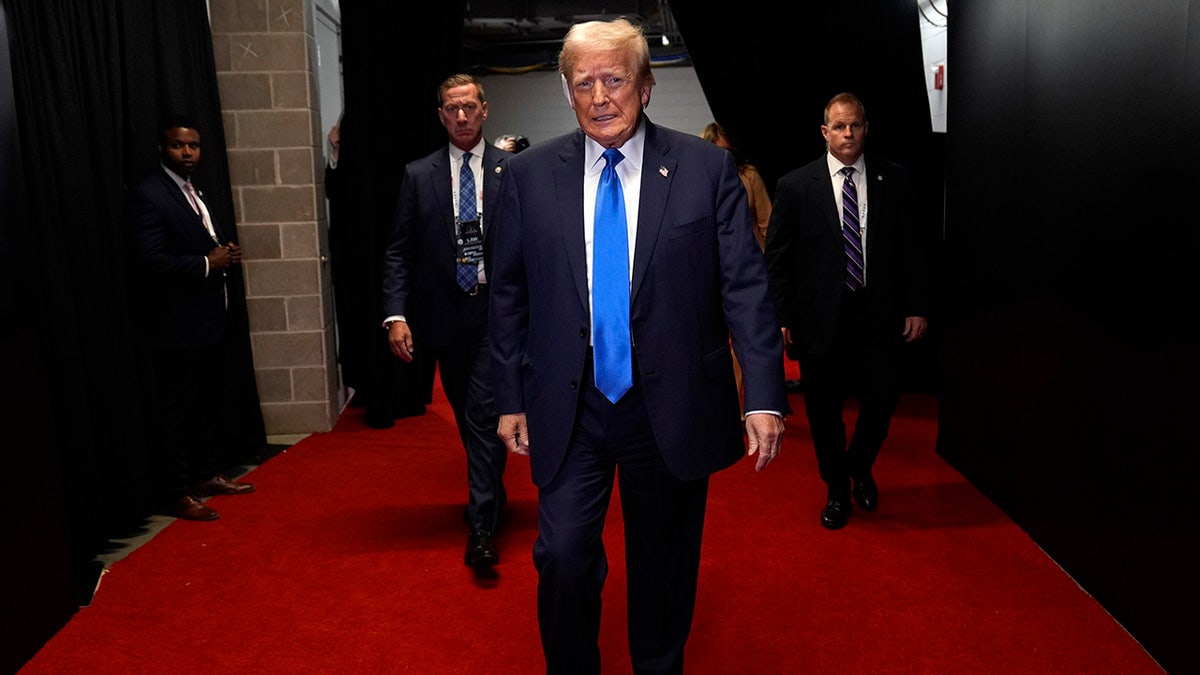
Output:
[765, 92, 931, 530]
[382, 74, 512, 570]
[488, 19, 787, 674]
[128, 116, 256, 522]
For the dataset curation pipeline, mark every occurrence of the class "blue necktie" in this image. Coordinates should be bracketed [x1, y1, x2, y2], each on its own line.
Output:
[457, 152, 478, 291]
[841, 167, 865, 290]
[593, 148, 632, 403]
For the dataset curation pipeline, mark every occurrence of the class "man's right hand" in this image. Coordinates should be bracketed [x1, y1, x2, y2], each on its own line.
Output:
[387, 321, 415, 362]
[498, 413, 530, 456]
[206, 243, 240, 271]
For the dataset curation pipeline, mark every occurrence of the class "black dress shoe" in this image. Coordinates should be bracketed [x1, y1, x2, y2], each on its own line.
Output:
[820, 498, 851, 530]
[852, 475, 878, 512]
[464, 530, 498, 567]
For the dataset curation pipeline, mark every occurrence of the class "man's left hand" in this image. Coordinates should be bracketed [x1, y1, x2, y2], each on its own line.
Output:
[745, 412, 785, 472]
[902, 316, 928, 342]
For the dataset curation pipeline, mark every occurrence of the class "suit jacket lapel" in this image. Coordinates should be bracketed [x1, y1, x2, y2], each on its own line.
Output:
[431, 147, 457, 246]
[554, 133, 590, 312]
[815, 161, 840, 237]
[631, 119, 673, 303]
[160, 169, 221, 244]
[862, 157, 884, 257]
[159, 169, 191, 214]
[481, 145, 505, 235]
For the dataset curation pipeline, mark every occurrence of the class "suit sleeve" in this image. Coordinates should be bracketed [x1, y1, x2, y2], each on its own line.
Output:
[487, 161, 530, 415]
[381, 165, 417, 320]
[763, 174, 798, 330]
[717, 154, 789, 415]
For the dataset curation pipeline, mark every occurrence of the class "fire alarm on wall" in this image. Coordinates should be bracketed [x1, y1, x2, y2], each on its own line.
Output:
[934, 64, 945, 90]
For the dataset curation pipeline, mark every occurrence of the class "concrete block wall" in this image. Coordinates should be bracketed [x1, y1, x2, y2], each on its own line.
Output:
[209, 0, 342, 435]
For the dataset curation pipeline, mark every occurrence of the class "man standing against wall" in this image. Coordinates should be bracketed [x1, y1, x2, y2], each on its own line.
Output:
[128, 115, 256, 521]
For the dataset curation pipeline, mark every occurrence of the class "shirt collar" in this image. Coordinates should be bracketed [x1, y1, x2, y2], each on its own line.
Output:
[826, 152, 866, 178]
[161, 163, 190, 188]
[449, 139, 486, 162]
[585, 122, 646, 175]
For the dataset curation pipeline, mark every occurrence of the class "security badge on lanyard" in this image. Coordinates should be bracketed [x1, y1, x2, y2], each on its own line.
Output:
[457, 219, 484, 268]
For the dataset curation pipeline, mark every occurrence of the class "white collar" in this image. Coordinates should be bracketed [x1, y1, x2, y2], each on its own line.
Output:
[585, 122, 646, 175]
[449, 139, 486, 162]
[826, 152, 866, 178]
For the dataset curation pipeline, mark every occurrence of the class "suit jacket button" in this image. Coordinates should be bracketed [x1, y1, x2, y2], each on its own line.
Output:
[578, 328, 587, 338]
[569, 381, 578, 390]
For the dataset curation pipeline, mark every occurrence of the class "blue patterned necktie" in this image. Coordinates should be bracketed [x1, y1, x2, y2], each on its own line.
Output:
[457, 152, 479, 291]
[592, 148, 632, 403]
[841, 167, 865, 290]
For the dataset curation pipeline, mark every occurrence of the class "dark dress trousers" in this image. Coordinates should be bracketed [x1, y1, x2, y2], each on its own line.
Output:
[488, 117, 788, 673]
[381, 143, 511, 535]
[128, 167, 230, 502]
[765, 154, 930, 494]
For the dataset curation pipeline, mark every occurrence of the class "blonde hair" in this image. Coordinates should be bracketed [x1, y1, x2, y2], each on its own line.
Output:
[558, 18, 653, 85]
[700, 122, 725, 144]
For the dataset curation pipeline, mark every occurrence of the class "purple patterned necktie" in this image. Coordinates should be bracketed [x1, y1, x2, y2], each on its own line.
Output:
[841, 167, 865, 290]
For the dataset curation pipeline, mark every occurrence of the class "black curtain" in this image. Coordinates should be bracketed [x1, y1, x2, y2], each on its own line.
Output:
[0, 6, 76, 674]
[1, 0, 264, 668]
[672, 0, 943, 393]
[334, 2, 467, 427]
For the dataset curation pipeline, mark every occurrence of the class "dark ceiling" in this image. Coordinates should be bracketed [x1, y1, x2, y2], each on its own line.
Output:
[461, 1, 687, 72]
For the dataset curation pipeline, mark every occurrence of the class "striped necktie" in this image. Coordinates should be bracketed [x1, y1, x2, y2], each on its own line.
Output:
[841, 167, 864, 290]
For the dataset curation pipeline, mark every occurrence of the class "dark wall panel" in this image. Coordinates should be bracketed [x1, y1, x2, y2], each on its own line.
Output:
[939, 2, 1199, 673]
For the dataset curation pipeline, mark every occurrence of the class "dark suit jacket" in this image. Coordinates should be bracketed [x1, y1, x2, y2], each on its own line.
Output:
[128, 167, 227, 348]
[765, 154, 930, 357]
[488, 117, 788, 487]
[382, 143, 510, 347]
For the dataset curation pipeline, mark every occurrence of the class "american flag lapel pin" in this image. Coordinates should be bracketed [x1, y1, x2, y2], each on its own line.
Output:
[659, 165, 668, 178]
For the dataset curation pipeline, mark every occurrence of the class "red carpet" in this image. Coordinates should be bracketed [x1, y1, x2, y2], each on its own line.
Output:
[20, 363, 1163, 674]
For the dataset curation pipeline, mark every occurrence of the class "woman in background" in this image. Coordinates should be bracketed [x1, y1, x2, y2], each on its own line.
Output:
[701, 121, 771, 251]
[701, 121, 776, 413]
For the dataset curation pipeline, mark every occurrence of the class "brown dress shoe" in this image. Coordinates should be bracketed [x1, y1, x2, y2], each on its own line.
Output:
[165, 495, 220, 521]
[194, 474, 256, 497]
